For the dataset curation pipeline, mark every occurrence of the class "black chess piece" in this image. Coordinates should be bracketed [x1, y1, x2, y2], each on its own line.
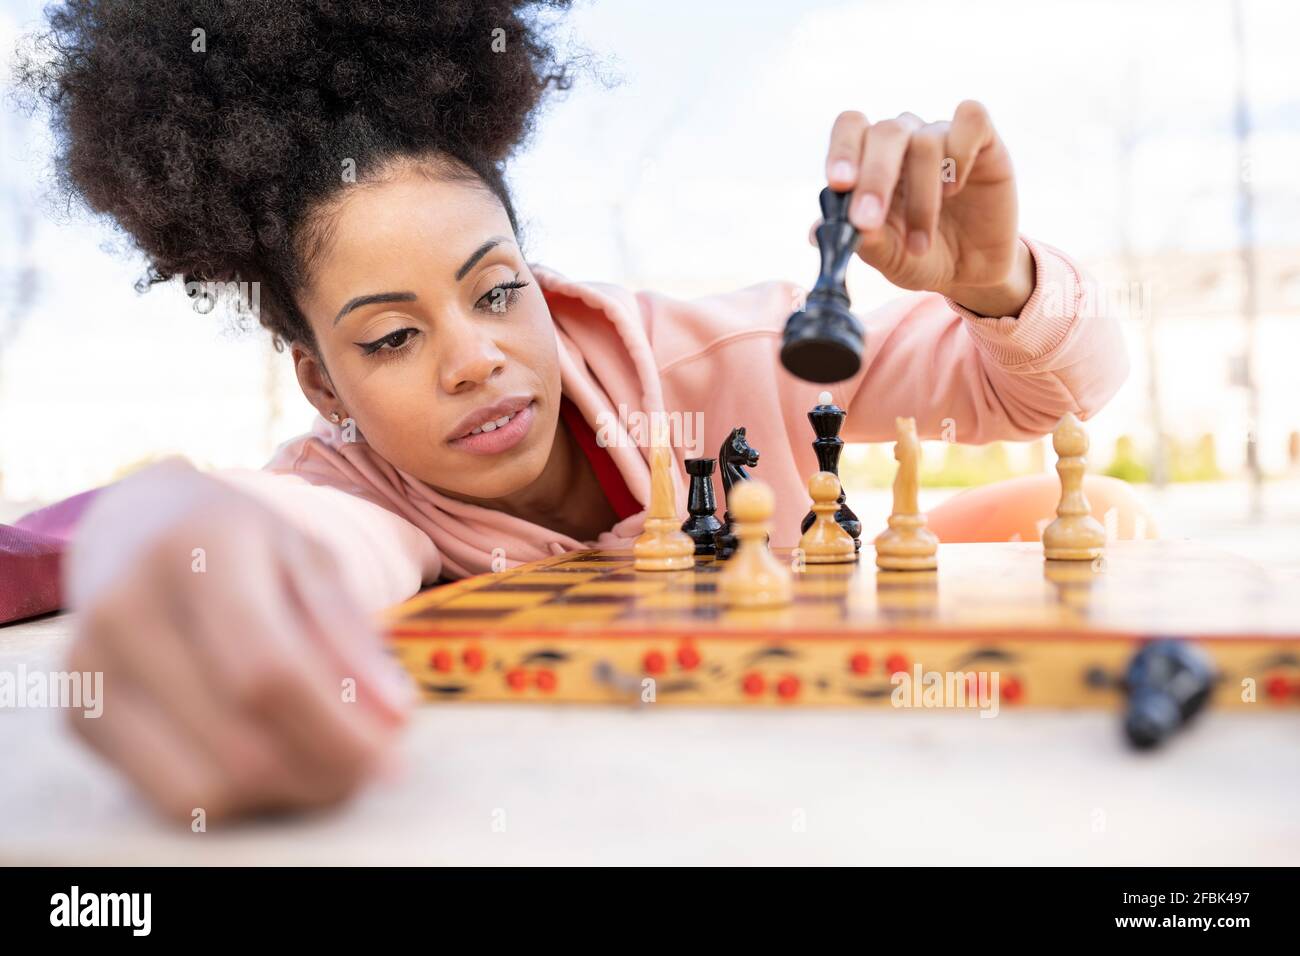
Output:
[1121, 639, 1215, 750]
[712, 427, 760, 560]
[800, 392, 862, 551]
[780, 188, 865, 383]
[680, 457, 723, 556]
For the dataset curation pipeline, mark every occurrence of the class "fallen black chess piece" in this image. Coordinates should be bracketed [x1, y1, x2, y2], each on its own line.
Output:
[1120, 638, 1216, 750]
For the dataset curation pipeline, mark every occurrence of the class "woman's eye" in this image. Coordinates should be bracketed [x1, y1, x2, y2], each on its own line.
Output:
[476, 277, 530, 313]
[357, 327, 418, 356]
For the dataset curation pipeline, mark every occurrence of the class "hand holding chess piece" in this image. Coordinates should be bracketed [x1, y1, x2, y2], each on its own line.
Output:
[718, 480, 793, 608]
[874, 417, 938, 571]
[633, 423, 694, 571]
[799, 472, 857, 564]
[780, 188, 865, 383]
[1042, 412, 1106, 562]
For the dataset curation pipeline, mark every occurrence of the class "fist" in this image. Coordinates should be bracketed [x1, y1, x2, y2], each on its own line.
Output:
[64, 459, 412, 822]
[817, 101, 1035, 317]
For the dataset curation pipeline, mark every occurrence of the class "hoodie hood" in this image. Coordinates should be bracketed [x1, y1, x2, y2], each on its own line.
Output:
[263, 262, 684, 580]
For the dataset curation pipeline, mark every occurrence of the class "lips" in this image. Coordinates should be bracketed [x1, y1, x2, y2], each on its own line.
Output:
[447, 394, 534, 442]
[446, 396, 538, 457]
[467, 408, 521, 436]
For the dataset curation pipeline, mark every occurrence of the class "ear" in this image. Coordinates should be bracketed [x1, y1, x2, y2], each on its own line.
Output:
[291, 342, 343, 421]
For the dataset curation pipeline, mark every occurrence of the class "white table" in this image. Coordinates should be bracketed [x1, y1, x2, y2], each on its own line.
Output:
[3, 611, 1297, 866]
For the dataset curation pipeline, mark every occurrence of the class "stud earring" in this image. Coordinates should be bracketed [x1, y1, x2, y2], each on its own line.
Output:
[329, 411, 342, 424]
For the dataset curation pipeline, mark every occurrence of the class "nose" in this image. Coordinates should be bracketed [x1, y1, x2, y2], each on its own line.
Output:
[440, 316, 507, 394]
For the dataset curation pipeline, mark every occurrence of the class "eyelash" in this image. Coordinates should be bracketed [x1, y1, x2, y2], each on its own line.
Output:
[355, 276, 531, 359]
[357, 328, 417, 357]
[476, 276, 529, 314]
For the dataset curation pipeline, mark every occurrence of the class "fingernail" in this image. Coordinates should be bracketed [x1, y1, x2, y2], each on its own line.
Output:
[853, 193, 883, 228]
[907, 230, 930, 256]
[830, 160, 855, 183]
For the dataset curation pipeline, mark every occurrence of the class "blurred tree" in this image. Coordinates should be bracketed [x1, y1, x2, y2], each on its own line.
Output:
[1105, 435, 1150, 484]
[1118, 61, 1167, 488]
[1168, 433, 1223, 483]
[922, 442, 1016, 488]
[839, 443, 896, 489]
[1232, 0, 1264, 515]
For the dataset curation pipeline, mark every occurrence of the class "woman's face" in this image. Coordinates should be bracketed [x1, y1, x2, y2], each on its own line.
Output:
[291, 163, 561, 500]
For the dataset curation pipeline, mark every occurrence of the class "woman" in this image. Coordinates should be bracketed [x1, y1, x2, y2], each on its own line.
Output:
[19, 0, 1134, 820]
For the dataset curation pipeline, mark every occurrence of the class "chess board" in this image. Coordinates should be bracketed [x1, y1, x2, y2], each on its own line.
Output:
[383, 542, 1300, 709]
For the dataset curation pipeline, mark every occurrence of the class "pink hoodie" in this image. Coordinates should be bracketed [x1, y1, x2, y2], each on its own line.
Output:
[210, 236, 1127, 615]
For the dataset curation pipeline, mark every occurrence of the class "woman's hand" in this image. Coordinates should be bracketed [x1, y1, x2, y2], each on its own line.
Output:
[818, 101, 1035, 317]
[64, 459, 412, 822]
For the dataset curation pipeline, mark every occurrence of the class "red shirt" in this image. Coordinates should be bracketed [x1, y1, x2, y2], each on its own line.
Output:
[559, 396, 642, 522]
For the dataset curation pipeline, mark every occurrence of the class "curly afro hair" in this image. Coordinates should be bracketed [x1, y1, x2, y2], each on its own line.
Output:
[19, 0, 578, 348]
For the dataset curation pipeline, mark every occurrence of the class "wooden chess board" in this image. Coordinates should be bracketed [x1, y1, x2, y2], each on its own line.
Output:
[383, 542, 1300, 709]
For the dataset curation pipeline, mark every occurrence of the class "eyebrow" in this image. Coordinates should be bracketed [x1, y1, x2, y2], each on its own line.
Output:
[332, 235, 513, 326]
[333, 291, 417, 326]
[455, 235, 510, 281]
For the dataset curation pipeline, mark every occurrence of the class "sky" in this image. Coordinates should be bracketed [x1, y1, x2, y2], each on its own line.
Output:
[0, 0, 1297, 500]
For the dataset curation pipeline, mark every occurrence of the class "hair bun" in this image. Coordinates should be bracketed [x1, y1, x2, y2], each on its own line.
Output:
[20, 0, 582, 344]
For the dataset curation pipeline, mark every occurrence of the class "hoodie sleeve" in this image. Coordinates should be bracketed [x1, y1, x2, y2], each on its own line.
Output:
[209, 465, 440, 615]
[831, 236, 1129, 443]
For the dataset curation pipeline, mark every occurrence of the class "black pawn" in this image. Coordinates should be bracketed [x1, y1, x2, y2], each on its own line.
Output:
[680, 458, 723, 556]
[780, 187, 866, 383]
[1122, 639, 1215, 750]
[800, 394, 861, 551]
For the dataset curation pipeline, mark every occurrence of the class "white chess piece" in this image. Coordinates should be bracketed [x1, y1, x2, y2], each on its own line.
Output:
[718, 480, 793, 607]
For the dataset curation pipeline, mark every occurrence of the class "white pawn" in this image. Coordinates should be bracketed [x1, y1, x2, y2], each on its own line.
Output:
[799, 471, 856, 564]
[1042, 412, 1106, 561]
[718, 480, 793, 608]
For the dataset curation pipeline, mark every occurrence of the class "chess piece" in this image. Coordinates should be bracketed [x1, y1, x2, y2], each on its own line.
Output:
[780, 188, 865, 383]
[800, 390, 862, 550]
[799, 472, 856, 564]
[1121, 639, 1215, 750]
[874, 417, 939, 571]
[718, 480, 793, 608]
[633, 426, 694, 571]
[680, 457, 723, 556]
[712, 426, 760, 560]
[1042, 412, 1106, 561]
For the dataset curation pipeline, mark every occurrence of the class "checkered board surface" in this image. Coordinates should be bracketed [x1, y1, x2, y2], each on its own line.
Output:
[384, 542, 1300, 708]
